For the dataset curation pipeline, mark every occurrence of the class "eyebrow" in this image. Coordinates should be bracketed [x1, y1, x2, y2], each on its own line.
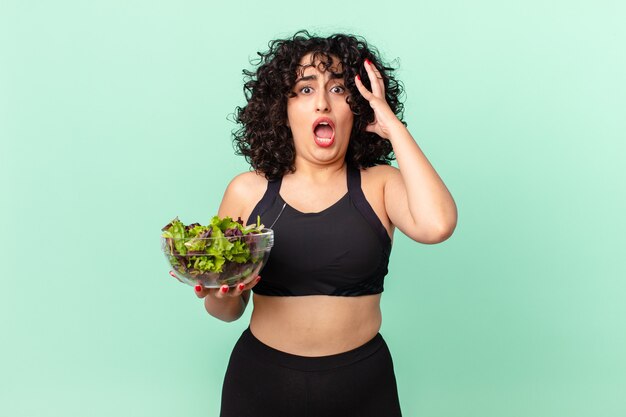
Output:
[294, 72, 345, 84]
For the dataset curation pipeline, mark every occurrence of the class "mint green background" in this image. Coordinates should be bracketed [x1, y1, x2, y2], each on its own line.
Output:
[1, 1, 625, 416]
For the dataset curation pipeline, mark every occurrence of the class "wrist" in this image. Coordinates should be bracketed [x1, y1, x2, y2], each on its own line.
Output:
[387, 119, 407, 136]
[204, 292, 245, 322]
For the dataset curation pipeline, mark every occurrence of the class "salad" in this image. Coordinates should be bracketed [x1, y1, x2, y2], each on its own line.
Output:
[161, 215, 271, 287]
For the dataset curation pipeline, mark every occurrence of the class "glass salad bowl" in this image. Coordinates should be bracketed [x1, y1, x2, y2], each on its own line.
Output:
[161, 217, 274, 288]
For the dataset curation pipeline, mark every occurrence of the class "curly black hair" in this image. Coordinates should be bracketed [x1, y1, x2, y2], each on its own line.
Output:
[232, 30, 406, 181]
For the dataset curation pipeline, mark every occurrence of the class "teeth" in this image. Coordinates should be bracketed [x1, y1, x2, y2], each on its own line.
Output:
[316, 137, 332, 143]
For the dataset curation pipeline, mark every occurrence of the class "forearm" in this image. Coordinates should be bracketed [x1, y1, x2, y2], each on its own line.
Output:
[388, 122, 457, 234]
[204, 293, 247, 322]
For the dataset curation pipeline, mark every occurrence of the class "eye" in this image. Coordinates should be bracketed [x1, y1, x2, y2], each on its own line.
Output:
[331, 85, 345, 94]
[299, 86, 313, 94]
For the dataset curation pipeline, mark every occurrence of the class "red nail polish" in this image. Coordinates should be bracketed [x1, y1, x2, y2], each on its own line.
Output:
[169, 271, 178, 278]
[221, 286, 229, 293]
[365, 58, 371, 65]
[255, 276, 261, 283]
[356, 74, 361, 81]
[194, 285, 202, 292]
[238, 283, 245, 291]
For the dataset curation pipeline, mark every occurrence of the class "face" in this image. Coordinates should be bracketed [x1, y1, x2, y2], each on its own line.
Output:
[286, 52, 354, 166]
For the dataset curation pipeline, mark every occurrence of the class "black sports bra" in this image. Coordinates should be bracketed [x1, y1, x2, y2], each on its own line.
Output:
[248, 165, 392, 296]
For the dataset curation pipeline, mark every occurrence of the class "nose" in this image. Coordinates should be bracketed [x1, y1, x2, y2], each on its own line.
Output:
[315, 91, 330, 113]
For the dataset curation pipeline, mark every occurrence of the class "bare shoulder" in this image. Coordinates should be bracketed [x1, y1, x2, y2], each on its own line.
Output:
[226, 170, 268, 196]
[218, 171, 268, 223]
[360, 164, 400, 185]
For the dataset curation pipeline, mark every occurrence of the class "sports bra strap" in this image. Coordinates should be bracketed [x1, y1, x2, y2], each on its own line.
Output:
[248, 177, 282, 225]
[267, 177, 282, 195]
[347, 165, 392, 251]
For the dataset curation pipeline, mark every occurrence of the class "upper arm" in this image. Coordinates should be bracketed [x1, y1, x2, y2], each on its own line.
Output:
[381, 166, 418, 240]
[216, 171, 267, 309]
[382, 165, 449, 244]
[217, 171, 267, 225]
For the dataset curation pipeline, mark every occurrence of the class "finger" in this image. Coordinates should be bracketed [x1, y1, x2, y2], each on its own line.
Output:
[247, 275, 262, 290]
[230, 282, 247, 297]
[364, 59, 384, 97]
[364, 123, 378, 134]
[354, 74, 374, 101]
[213, 284, 230, 299]
[194, 284, 212, 298]
[229, 275, 262, 295]
[205, 275, 262, 299]
[169, 270, 183, 283]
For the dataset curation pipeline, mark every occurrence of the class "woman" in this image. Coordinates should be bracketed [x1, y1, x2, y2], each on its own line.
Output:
[172, 30, 457, 416]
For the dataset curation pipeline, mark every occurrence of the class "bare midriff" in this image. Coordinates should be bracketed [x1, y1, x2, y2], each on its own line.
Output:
[249, 293, 382, 357]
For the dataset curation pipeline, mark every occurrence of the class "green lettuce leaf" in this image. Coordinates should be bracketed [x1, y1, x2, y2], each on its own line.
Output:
[162, 215, 266, 274]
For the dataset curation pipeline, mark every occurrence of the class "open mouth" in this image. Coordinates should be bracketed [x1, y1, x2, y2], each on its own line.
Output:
[312, 117, 335, 148]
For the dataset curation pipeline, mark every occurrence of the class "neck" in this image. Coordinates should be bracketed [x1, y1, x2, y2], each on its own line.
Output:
[291, 158, 347, 184]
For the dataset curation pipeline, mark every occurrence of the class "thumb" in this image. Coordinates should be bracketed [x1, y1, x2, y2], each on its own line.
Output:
[364, 123, 377, 133]
[169, 270, 183, 283]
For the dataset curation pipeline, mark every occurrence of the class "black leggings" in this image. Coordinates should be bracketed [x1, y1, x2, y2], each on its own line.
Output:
[220, 327, 402, 417]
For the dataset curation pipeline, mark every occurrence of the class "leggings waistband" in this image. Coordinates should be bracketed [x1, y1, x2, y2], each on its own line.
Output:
[236, 326, 386, 372]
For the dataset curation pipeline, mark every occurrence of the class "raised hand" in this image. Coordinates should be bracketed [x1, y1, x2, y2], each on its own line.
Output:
[354, 59, 403, 139]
